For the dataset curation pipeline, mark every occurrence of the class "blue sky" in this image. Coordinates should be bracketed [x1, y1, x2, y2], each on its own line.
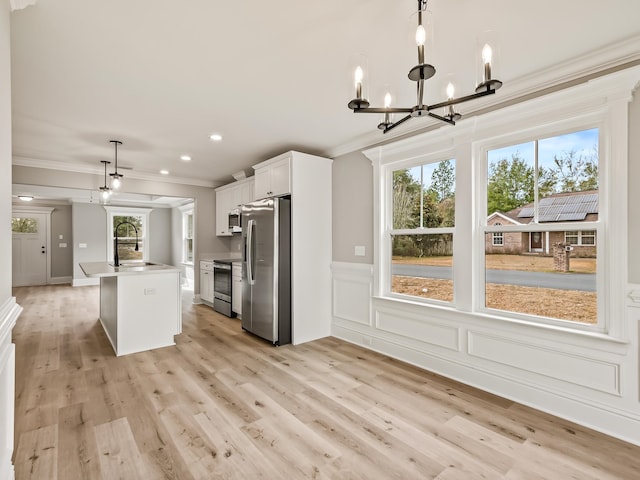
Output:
[403, 128, 598, 188]
[487, 128, 599, 172]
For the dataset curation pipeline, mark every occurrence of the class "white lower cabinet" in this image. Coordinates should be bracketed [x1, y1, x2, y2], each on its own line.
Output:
[232, 262, 242, 316]
[200, 260, 214, 304]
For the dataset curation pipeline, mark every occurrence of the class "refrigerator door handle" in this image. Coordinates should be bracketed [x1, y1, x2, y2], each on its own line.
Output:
[247, 219, 256, 285]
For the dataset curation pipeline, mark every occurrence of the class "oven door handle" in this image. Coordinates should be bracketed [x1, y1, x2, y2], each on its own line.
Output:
[247, 219, 256, 286]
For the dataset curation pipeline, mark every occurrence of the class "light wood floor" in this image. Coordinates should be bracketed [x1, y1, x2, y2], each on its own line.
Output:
[11, 284, 640, 479]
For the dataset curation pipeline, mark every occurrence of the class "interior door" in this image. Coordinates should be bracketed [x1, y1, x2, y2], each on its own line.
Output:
[12, 212, 48, 286]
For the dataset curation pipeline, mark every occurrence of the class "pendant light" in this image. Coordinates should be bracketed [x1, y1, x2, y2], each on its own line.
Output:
[109, 140, 124, 189]
[99, 160, 112, 202]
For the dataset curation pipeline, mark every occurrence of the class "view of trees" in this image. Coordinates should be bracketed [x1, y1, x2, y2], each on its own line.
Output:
[11, 217, 38, 234]
[487, 147, 598, 215]
[392, 159, 455, 258]
[392, 137, 598, 259]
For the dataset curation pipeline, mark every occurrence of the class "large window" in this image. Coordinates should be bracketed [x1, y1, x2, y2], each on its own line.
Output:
[390, 159, 455, 303]
[484, 128, 599, 325]
[104, 207, 151, 264]
[373, 70, 633, 341]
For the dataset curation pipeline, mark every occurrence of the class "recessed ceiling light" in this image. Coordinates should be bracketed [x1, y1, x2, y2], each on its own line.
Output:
[180, 155, 192, 161]
[18, 195, 34, 201]
[160, 170, 170, 175]
[209, 133, 223, 142]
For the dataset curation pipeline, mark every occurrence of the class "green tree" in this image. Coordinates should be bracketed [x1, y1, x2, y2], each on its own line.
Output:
[393, 169, 420, 229]
[487, 155, 535, 214]
[552, 148, 598, 192]
[428, 159, 455, 202]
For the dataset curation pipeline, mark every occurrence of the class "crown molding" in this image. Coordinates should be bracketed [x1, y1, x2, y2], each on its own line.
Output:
[328, 33, 640, 159]
[10, 0, 37, 11]
[12, 156, 219, 188]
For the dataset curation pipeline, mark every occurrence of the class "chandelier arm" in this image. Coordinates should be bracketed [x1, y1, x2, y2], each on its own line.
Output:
[354, 107, 413, 114]
[427, 88, 496, 111]
[427, 111, 455, 126]
[382, 114, 413, 134]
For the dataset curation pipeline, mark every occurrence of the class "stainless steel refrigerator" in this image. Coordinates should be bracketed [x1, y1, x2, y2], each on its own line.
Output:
[241, 197, 291, 345]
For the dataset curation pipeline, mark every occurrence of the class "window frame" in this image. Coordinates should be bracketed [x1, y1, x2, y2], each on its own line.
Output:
[565, 230, 596, 246]
[385, 153, 458, 305]
[477, 125, 604, 332]
[104, 206, 152, 264]
[180, 203, 195, 265]
[492, 222, 504, 246]
[367, 67, 635, 342]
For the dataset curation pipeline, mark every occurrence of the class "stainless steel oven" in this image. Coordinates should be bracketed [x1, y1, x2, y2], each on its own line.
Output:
[213, 260, 236, 317]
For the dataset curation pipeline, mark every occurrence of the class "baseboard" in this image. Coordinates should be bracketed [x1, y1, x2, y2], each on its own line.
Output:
[72, 278, 99, 287]
[49, 276, 72, 285]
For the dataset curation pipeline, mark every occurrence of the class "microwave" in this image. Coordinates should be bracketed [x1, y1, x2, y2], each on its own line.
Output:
[228, 208, 242, 233]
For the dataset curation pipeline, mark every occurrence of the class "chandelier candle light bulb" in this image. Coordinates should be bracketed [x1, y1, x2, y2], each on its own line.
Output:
[482, 43, 493, 82]
[354, 66, 363, 99]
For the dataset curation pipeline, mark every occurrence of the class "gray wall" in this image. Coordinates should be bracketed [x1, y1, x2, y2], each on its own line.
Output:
[149, 208, 172, 265]
[51, 204, 72, 278]
[628, 90, 640, 283]
[72, 203, 107, 281]
[332, 150, 373, 264]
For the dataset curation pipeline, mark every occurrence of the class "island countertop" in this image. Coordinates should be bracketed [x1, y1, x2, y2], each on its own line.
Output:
[80, 261, 181, 277]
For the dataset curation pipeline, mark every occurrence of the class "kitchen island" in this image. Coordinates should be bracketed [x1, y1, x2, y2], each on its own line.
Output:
[80, 262, 182, 356]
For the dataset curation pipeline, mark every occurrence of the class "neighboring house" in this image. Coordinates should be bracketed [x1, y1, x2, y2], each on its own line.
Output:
[486, 190, 598, 257]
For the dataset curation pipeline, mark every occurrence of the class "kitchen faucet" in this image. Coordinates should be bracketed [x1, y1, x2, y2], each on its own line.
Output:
[113, 221, 139, 266]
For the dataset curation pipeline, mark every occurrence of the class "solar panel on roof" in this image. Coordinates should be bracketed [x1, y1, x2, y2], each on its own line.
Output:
[515, 192, 598, 220]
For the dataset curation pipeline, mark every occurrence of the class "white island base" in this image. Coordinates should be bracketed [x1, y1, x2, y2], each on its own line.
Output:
[81, 262, 182, 356]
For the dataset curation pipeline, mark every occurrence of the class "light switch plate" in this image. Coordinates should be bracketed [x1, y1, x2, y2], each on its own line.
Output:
[79, 243, 87, 248]
[59, 243, 67, 248]
[354, 245, 366, 256]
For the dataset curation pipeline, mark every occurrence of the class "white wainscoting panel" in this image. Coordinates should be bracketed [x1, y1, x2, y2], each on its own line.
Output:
[468, 331, 620, 395]
[0, 297, 22, 480]
[376, 308, 460, 352]
[331, 262, 372, 326]
[331, 263, 640, 446]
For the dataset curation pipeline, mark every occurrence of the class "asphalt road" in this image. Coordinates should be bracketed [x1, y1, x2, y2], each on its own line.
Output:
[392, 264, 596, 292]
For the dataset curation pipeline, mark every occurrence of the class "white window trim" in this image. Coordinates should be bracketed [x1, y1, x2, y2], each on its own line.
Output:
[565, 230, 596, 246]
[104, 206, 152, 264]
[179, 203, 195, 265]
[365, 66, 639, 343]
[492, 222, 504, 246]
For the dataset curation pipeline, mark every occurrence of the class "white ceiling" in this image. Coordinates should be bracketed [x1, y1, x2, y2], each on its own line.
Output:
[10, 0, 640, 187]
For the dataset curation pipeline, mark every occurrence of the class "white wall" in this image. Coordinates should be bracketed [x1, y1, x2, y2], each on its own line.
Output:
[1, 3, 20, 479]
[331, 70, 640, 446]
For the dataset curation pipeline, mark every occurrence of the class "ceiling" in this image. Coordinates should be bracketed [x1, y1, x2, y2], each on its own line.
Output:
[9, 0, 640, 188]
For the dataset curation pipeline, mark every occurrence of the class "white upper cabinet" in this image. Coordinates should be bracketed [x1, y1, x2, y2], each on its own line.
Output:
[215, 187, 233, 236]
[253, 155, 291, 200]
[215, 178, 254, 236]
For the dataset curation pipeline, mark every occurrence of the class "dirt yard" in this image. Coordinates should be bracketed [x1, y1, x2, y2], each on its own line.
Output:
[391, 254, 597, 324]
[393, 254, 596, 274]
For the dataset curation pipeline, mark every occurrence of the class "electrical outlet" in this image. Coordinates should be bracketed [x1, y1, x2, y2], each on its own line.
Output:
[354, 245, 366, 256]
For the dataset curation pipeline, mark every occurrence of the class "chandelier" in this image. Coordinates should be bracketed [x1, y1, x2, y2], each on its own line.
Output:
[347, 0, 503, 133]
